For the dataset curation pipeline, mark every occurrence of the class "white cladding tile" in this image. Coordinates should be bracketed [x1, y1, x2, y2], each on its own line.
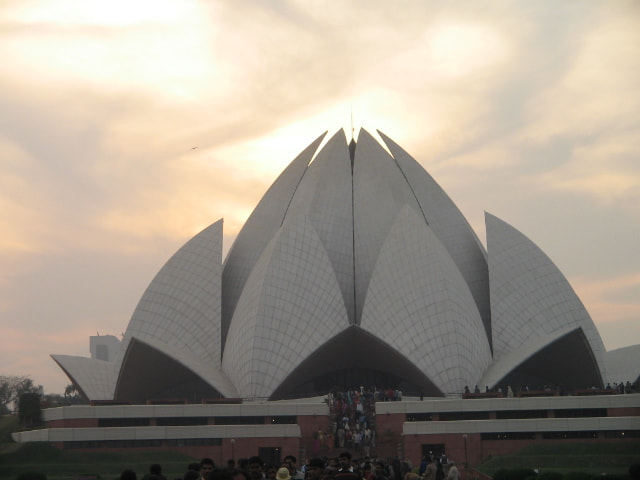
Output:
[118, 220, 223, 370]
[486, 212, 607, 375]
[378, 130, 490, 329]
[605, 345, 640, 384]
[284, 130, 354, 323]
[353, 129, 425, 323]
[51, 355, 117, 400]
[120, 336, 239, 398]
[223, 215, 349, 398]
[361, 206, 491, 394]
[153, 405, 184, 417]
[77, 428, 108, 441]
[478, 327, 578, 388]
[103, 428, 134, 440]
[222, 133, 326, 340]
[122, 406, 153, 417]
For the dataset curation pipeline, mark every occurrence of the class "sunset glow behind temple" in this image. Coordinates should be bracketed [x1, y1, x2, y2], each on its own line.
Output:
[0, 1, 638, 395]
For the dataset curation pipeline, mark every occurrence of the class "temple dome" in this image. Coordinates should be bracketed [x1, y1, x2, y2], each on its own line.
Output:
[53, 128, 611, 401]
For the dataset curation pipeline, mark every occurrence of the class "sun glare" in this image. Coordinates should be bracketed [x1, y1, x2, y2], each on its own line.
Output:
[428, 22, 508, 77]
[6, 0, 196, 27]
[218, 97, 409, 178]
[2, 0, 219, 100]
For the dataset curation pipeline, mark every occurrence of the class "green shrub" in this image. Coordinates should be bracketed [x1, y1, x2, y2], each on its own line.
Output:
[536, 473, 563, 480]
[630, 464, 640, 480]
[1, 442, 63, 463]
[507, 468, 537, 480]
[493, 469, 510, 480]
[0, 414, 19, 443]
[16, 472, 47, 480]
[563, 472, 592, 480]
[493, 468, 537, 480]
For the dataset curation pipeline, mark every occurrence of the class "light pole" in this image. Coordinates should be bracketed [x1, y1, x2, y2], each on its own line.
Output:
[231, 438, 235, 461]
[462, 434, 468, 469]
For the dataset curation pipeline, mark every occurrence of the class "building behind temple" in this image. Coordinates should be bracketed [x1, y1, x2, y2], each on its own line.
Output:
[89, 335, 120, 362]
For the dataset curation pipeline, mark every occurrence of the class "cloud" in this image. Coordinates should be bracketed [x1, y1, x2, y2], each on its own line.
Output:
[0, 0, 638, 393]
[571, 272, 640, 350]
[1, 1, 221, 99]
[0, 324, 93, 393]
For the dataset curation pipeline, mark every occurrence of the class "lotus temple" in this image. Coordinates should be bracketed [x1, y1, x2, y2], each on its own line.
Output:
[14, 129, 639, 464]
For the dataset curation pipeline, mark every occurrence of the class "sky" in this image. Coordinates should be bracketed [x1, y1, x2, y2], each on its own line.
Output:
[1, 0, 639, 395]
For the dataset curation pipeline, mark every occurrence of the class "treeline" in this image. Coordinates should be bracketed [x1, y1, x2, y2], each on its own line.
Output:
[1, 374, 86, 417]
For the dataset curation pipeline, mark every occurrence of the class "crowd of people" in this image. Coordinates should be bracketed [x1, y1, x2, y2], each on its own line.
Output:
[326, 387, 385, 454]
[463, 379, 638, 397]
[321, 386, 405, 454]
[606, 381, 637, 394]
[119, 451, 461, 480]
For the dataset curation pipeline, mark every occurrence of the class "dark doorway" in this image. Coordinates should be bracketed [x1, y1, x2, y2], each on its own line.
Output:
[259, 447, 281, 466]
[422, 444, 445, 460]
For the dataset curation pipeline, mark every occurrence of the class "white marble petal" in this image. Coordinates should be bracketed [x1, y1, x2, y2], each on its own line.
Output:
[378, 130, 491, 340]
[115, 219, 224, 383]
[51, 355, 117, 400]
[222, 132, 326, 342]
[284, 130, 355, 323]
[478, 326, 578, 388]
[222, 214, 349, 398]
[353, 129, 425, 323]
[361, 205, 491, 395]
[605, 345, 640, 384]
[487, 212, 607, 380]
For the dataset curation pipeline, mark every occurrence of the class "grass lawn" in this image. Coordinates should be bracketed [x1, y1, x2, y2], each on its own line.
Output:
[0, 440, 198, 480]
[475, 441, 640, 477]
[0, 414, 19, 443]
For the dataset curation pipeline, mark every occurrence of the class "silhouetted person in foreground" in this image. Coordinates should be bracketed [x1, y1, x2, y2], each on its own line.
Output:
[121, 470, 137, 480]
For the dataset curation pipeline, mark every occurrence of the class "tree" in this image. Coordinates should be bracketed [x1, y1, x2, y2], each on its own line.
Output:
[0, 375, 43, 414]
[64, 383, 78, 400]
[42, 392, 64, 408]
[41, 384, 88, 408]
[63, 383, 88, 405]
